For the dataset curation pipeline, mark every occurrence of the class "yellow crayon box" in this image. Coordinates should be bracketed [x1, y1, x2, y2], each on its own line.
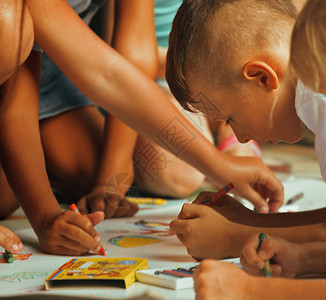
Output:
[45, 257, 148, 290]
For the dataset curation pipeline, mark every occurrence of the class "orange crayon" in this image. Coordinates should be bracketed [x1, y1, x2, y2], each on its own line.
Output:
[202, 183, 234, 206]
[69, 203, 105, 256]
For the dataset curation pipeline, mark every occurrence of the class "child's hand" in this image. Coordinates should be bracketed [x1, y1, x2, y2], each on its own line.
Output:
[0, 226, 23, 253]
[218, 154, 284, 213]
[39, 210, 105, 255]
[77, 186, 138, 219]
[194, 259, 252, 300]
[170, 203, 241, 260]
[240, 234, 301, 278]
[193, 193, 255, 223]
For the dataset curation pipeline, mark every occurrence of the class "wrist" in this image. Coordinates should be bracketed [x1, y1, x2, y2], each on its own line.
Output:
[228, 222, 250, 258]
[297, 242, 326, 275]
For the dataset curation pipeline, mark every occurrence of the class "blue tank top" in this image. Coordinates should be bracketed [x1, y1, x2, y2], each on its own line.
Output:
[155, 0, 182, 48]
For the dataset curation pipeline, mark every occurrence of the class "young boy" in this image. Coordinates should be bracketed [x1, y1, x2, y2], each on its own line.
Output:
[167, 0, 326, 298]
[166, 0, 326, 258]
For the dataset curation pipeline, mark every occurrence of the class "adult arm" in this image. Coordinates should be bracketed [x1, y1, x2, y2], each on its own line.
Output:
[26, 0, 284, 212]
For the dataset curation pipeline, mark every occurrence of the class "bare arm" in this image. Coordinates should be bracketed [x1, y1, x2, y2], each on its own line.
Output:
[26, 0, 284, 212]
[78, 0, 158, 217]
[0, 52, 104, 255]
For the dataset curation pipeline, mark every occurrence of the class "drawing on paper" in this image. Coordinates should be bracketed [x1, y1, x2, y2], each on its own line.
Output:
[134, 220, 173, 236]
[0, 252, 32, 263]
[0, 272, 48, 283]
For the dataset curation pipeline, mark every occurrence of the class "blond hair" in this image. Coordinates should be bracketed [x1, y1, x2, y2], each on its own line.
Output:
[166, 0, 297, 112]
[290, 0, 326, 92]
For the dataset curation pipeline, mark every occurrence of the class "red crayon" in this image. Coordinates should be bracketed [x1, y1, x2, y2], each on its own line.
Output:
[162, 269, 192, 277]
[202, 183, 234, 206]
[69, 203, 106, 256]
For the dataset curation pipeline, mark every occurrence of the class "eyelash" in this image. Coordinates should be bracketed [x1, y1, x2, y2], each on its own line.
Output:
[225, 117, 233, 126]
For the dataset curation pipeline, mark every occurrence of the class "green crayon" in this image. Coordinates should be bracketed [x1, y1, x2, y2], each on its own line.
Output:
[258, 233, 271, 277]
[5, 250, 15, 263]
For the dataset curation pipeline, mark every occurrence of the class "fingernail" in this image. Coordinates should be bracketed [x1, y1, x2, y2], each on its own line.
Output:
[260, 206, 268, 213]
[259, 250, 266, 259]
[18, 243, 23, 250]
[94, 246, 101, 253]
[95, 236, 100, 243]
[12, 244, 18, 252]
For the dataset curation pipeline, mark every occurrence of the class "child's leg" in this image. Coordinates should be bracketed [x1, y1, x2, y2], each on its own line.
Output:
[39, 106, 104, 201]
[133, 136, 207, 198]
[133, 78, 214, 198]
[0, 163, 20, 219]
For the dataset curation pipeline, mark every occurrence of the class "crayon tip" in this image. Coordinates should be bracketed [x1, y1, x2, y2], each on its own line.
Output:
[99, 246, 106, 256]
[5, 250, 15, 263]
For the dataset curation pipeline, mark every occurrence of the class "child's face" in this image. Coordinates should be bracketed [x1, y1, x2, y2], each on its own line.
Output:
[187, 78, 305, 145]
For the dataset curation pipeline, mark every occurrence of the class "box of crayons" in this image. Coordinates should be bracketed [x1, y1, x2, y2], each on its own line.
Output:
[45, 257, 148, 290]
[136, 263, 198, 290]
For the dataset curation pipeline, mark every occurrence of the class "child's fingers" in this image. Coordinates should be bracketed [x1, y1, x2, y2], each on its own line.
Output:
[76, 197, 88, 215]
[112, 199, 138, 218]
[169, 219, 188, 235]
[66, 212, 101, 240]
[87, 211, 105, 226]
[240, 235, 266, 274]
[89, 194, 106, 213]
[192, 191, 215, 205]
[123, 201, 139, 217]
[61, 221, 100, 253]
[257, 170, 284, 211]
[104, 196, 120, 219]
[58, 234, 92, 253]
[0, 226, 23, 253]
[178, 203, 206, 219]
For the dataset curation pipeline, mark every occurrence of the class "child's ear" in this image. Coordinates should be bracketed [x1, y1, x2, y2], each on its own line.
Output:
[242, 61, 279, 90]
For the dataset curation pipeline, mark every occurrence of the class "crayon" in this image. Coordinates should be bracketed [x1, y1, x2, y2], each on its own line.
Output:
[162, 269, 192, 277]
[69, 203, 106, 256]
[285, 192, 304, 205]
[258, 233, 271, 277]
[201, 183, 234, 206]
[5, 250, 14, 263]
[154, 270, 184, 278]
[126, 197, 167, 205]
[173, 268, 193, 275]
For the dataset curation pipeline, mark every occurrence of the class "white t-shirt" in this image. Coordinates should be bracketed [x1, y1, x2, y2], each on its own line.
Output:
[295, 79, 326, 181]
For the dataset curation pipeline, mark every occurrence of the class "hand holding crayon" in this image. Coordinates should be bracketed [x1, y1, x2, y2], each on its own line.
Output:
[258, 233, 271, 277]
[69, 204, 106, 256]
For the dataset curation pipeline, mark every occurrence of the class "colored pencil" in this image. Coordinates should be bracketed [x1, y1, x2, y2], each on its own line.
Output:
[69, 203, 105, 256]
[201, 183, 234, 206]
